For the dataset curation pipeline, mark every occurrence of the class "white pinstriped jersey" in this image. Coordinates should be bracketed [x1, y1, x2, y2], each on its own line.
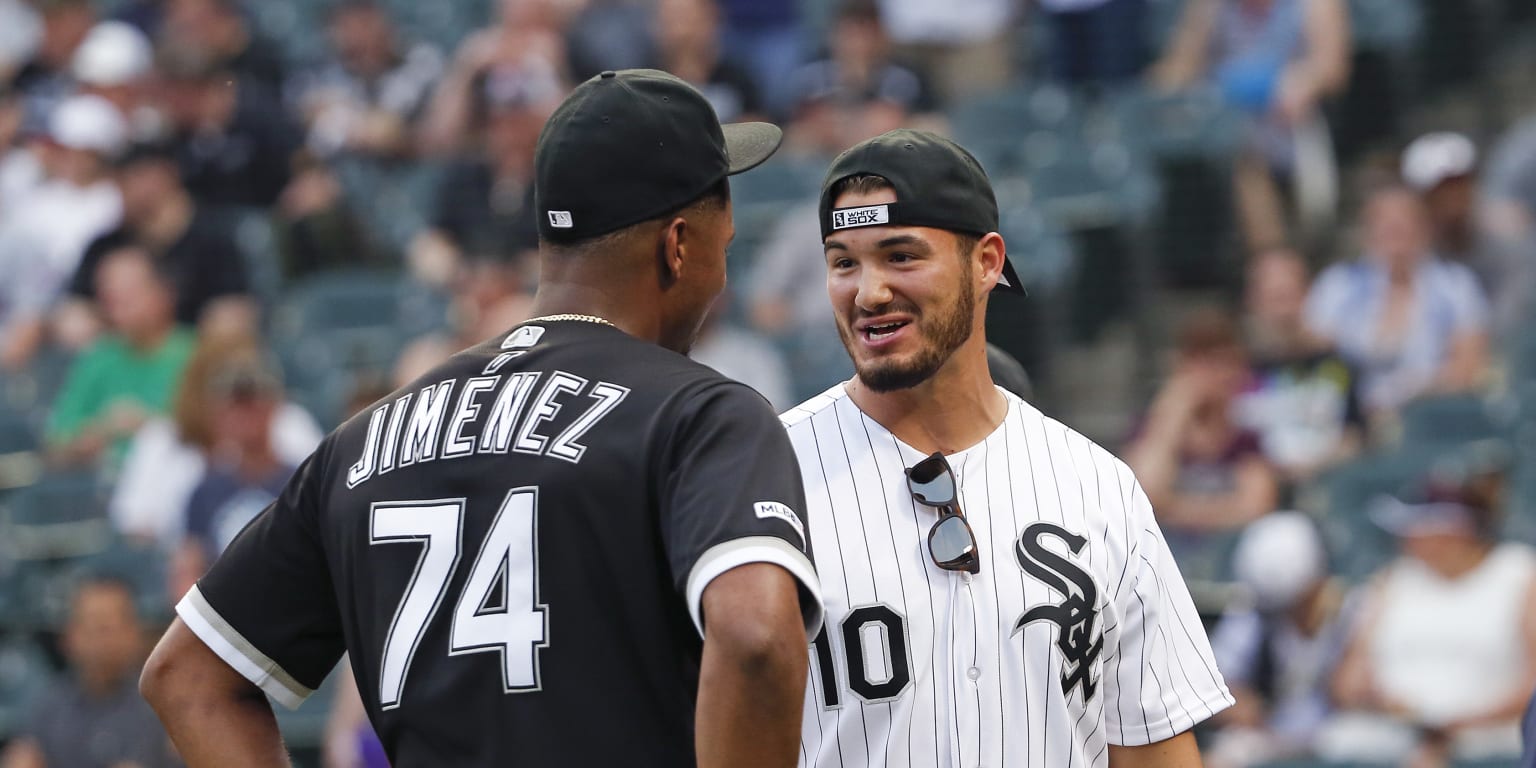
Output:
[782, 384, 1234, 768]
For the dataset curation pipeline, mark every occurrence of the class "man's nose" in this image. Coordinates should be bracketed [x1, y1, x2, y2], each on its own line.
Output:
[855, 267, 893, 311]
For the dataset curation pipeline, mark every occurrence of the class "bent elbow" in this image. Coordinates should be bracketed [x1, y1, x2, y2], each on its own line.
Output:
[139, 646, 176, 709]
[711, 615, 808, 679]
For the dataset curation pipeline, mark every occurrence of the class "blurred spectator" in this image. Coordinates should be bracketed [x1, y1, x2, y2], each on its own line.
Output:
[0, 577, 175, 768]
[169, 350, 298, 596]
[288, 0, 444, 161]
[783, 0, 935, 156]
[1482, 113, 1536, 246]
[690, 300, 793, 410]
[746, 202, 854, 400]
[153, 46, 300, 208]
[60, 141, 253, 347]
[1324, 480, 1536, 765]
[1234, 247, 1363, 483]
[0, 86, 43, 210]
[718, 0, 799, 115]
[274, 157, 385, 282]
[418, 0, 570, 156]
[564, 0, 655, 80]
[111, 0, 166, 39]
[0, 94, 125, 370]
[393, 254, 534, 385]
[45, 246, 194, 467]
[652, 0, 764, 123]
[159, 0, 286, 97]
[1305, 186, 1490, 414]
[1401, 131, 1536, 336]
[10, 0, 96, 132]
[408, 69, 550, 286]
[1039, 0, 1149, 86]
[1152, 0, 1351, 251]
[71, 20, 156, 137]
[324, 663, 388, 768]
[1403, 132, 1480, 266]
[875, 0, 1014, 105]
[1124, 308, 1277, 539]
[111, 331, 321, 549]
[1206, 512, 1352, 767]
[0, 0, 42, 85]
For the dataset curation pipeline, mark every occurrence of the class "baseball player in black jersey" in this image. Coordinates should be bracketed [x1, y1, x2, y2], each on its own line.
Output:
[141, 69, 824, 767]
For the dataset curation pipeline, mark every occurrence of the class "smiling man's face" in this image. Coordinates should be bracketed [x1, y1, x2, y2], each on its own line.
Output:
[823, 185, 978, 392]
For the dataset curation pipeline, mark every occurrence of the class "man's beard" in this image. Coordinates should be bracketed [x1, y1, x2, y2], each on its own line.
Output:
[841, 276, 976, 393]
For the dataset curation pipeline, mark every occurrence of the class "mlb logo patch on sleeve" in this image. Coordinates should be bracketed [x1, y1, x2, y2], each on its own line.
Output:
[548, 211, 574, 228]
[754, 501, 805, 547]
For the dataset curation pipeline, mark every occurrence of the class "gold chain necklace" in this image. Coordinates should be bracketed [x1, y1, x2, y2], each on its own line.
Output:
[523, 313, 615, 327]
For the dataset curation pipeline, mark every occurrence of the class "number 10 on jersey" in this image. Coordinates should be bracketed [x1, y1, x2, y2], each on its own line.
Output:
[369, 487, 549, 709]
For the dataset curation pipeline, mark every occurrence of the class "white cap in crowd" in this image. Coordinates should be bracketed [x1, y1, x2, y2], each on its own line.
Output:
[1401, 131, 1478, 191]
[48, 94, 128, 156]
[72, 21, 153, 88]
[1231, 511, 1328, 612]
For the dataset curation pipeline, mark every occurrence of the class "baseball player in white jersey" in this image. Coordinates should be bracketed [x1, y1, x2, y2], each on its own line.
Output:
[783, 129, 1234, 767]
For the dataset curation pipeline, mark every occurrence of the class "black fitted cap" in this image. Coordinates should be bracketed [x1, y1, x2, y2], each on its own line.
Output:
[535, 68, 783, 243]
[819, 129, 1023, 293]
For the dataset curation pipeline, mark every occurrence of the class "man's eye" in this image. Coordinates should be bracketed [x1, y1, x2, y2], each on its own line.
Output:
[890, 252, 915, 263]
[832, 258, 854, 269]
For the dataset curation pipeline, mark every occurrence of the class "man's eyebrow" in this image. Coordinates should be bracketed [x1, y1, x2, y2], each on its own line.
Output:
[877, 234, 930, 250]
[824, 240, 847, 252]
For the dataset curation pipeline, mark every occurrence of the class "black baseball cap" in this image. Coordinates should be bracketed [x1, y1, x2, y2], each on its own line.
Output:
[818, 129, 1024, 294]
[535, 68, 783, 243]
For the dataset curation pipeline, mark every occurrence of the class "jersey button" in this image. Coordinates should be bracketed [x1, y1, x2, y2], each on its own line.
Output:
[966, 666, 981, 681]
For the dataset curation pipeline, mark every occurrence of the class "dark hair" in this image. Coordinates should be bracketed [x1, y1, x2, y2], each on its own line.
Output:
[829, 173, 892, 201]
[70, 573, 142, 619]
[837, 0, 882, 23]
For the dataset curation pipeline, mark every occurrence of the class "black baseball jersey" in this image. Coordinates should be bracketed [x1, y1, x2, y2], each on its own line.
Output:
[175, 319, 824, 765]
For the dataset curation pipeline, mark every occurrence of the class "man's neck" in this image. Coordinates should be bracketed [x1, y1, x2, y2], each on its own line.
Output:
[526, 281, 662, 346]
[846, 337, 1008, 456]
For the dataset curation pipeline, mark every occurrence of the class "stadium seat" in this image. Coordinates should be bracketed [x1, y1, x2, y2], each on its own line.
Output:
[729, 154, 823, 207]
[0, 408, 41, 495]
[0, 634, 53, 740]
[1347, 0, 1423, 52]
[1398, 393, 1520, 447]
[1315, 448, 1441, 580]
[271, 269, 446, 426]
[1106, 85, 1245, 163]
[1014, 133, 1159, 232]
[949, 83, 1084, 173]
[0, 470, 112, 561]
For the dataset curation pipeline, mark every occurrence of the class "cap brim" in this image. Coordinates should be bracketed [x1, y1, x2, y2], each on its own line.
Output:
[1368, 497, 1476, 538]
[995, 252, 1026, 295]
[722, 122, 783, 175]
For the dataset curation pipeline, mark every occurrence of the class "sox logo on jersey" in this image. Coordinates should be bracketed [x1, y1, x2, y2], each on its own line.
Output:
[1013, 522, 1104, 704]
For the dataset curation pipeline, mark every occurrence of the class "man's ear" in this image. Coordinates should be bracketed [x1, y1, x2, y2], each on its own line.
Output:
[976, 232, 1007, 292]
[657, 216, 687, 290]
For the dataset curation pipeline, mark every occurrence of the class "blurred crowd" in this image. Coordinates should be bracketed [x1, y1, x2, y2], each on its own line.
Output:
[1, 0, 1536, 766]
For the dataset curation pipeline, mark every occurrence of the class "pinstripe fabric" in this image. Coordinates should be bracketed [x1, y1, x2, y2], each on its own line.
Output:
[784, 384, 1234, 767]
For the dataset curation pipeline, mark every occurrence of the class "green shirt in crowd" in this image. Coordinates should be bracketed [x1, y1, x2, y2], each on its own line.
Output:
[46, 330, 197, 463]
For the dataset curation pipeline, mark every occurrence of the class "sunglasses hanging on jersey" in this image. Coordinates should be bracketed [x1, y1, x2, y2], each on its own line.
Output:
[906, 452, 981, 575]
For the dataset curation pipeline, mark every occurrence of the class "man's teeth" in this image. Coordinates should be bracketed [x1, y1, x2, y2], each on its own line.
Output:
[867, 323, 903, 339]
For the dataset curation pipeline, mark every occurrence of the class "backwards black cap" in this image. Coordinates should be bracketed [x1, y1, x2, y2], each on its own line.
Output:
[535, 68, 783, 243]
[818, 129, 1023, 293]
